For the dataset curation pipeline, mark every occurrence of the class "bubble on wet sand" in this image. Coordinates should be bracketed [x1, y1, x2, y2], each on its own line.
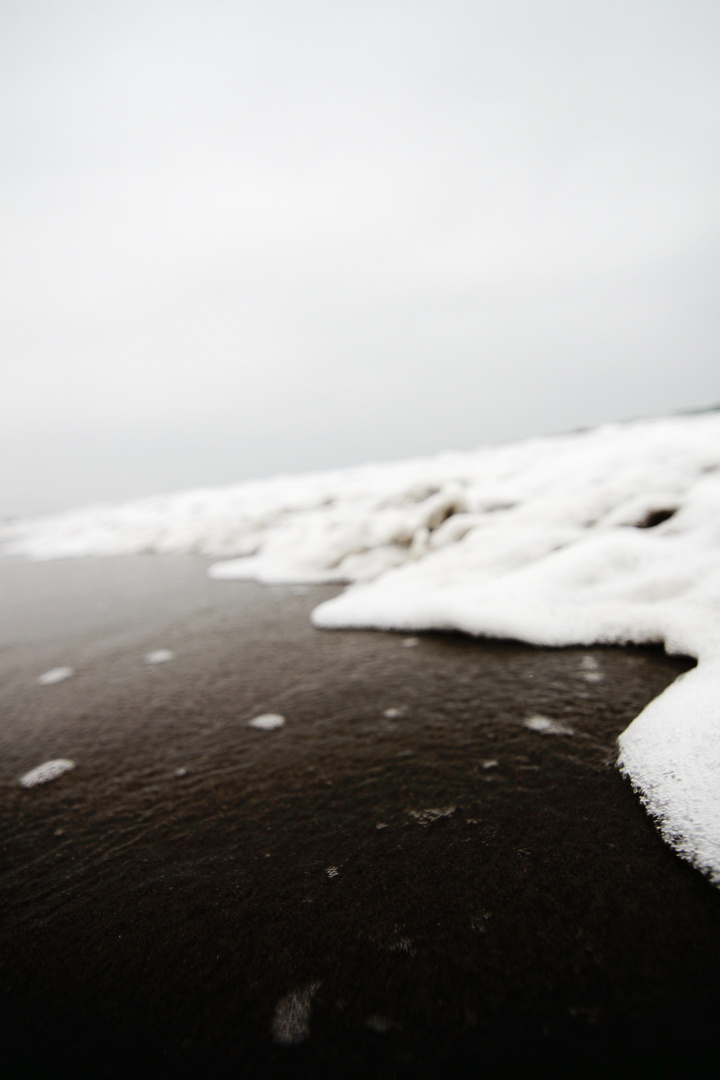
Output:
[408, 805, 456, 826]
[272, 982, 321, 1046]
[20, 759, 75, 788]
[37, 667, 73, 685]
[580, 655, 604, 683]
[390, 936, 415, 955]
[383, 706, 406, 719]
[524, 714, 575, 736]
[249, 713, 285, 731]
[145, 649, 175, 664]
[174, 767, 187, 777]
[402, 637, 420, 647]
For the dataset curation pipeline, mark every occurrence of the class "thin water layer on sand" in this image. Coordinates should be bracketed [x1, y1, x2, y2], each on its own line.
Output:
[1, 556, 719, 1078]
[6, 413, 720, 883]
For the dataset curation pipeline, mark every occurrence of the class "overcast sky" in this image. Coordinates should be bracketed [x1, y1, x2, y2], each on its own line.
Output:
[2, 0, 719, 518]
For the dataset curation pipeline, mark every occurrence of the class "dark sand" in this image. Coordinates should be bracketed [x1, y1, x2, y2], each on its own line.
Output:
[1, 555, 719, 1079]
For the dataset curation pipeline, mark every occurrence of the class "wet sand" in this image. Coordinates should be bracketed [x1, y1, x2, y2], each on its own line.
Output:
[1, 555, 719, 1078]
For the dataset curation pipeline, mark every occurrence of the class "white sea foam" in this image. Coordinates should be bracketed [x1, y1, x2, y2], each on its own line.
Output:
[271, 983, 321, 1046]
[4, 412, 720, 881]
[524, 715, 575, 736]
[20, 759, 75, 787]
[144, 649, 175, 665]
[248, 713, 285, 731]
[580, 655, 604, 684]
[37, 667, 73, 685]
[408, 806, 457, 826]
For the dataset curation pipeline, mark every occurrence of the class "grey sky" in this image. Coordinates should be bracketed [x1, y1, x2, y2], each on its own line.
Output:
[2, 0, 719, 517]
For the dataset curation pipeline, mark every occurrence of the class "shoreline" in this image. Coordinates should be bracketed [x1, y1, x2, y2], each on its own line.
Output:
[1, 555, 719, 1077]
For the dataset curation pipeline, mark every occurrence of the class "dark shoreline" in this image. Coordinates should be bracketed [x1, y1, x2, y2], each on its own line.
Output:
[1, 556, 719, 1078]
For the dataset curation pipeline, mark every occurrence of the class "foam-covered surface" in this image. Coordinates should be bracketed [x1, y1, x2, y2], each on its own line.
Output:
[19, 759, 75, 788]
[4, 412, 720, 881]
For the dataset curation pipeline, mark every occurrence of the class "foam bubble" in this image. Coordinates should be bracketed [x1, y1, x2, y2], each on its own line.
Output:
[408, 805, 456, 826]
[37, 667, 73, 685]
[20, 759, 75, 788]
[272, 983, 321, 1046]
[524, 715, 574, 736]
[580, 655, 604, 683]
[248, 713, 285, 731]
[145, 649, 175, 664]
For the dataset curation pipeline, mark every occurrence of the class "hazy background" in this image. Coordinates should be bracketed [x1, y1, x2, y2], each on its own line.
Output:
[2, 0, 719, 519]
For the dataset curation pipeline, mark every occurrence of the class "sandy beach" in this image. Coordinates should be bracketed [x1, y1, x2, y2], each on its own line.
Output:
[1, 554, 719, 1078]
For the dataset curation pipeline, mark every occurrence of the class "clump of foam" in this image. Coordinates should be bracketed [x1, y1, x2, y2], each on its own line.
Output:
[524, 715, 575, 736]
[248, 713, 285, 731]
[20, 759, 75, 787]
[580, 655, 604, 683]
[37, 667, 73, 685]
[145, 649, 175, 664]
[408, 806, 456, 826]
[272, 983, 321, 1046]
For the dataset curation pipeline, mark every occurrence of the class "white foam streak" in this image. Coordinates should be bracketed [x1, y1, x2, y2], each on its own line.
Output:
[248, 713, 285, 731]
[20, 759, 75, 787]
[144, 649, 175, 664]
[37, 666, 74, 685]
[271, 983, 321, 1046]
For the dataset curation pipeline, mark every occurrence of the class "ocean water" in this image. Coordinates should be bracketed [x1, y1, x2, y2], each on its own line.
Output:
[3, 411, 720, 883]
[2, 556, 715, 1076]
